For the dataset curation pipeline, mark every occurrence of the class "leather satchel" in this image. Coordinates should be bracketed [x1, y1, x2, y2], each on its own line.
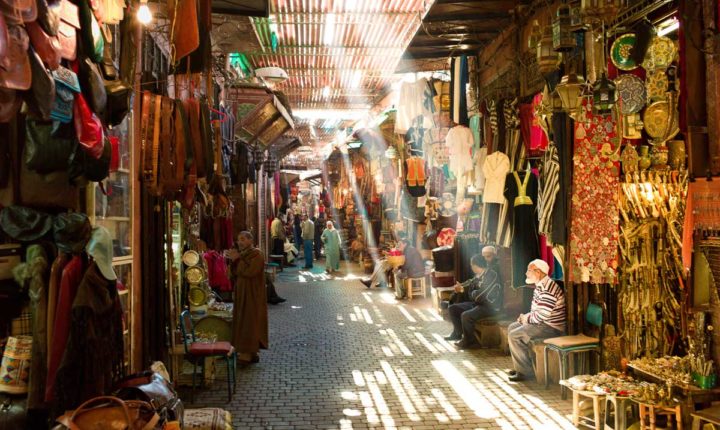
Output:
[69, 134, 110, 184]
[115, 371, 184, 426]
[0, 0, 37, 24]
[53, 396, 161, 430]
[79, 57, 106, 116]
[36, 0, 61, 36]
[0, 25, 31, 91]
[25, 120, 75, 173]
[26, 21, 61, 70]
[57, 0, 79, 61]
[23, 47, 56, 120]
[168, 0, 198, 62]
[77, 0, 103, 63]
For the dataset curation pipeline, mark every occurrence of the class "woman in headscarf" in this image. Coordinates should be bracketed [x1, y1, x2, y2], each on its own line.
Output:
[321, 220, 341, 273]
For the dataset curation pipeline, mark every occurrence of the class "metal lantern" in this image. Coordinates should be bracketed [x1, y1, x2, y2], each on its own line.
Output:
[528, 20, 542, 50]
[537, 26, 559, 74]
[581, 0, 624, 23]
[252, 146, 265, 171]
[264, 154, 278, 176]
[552, 4, 576, 52]
[555, 73, 585, 118]
[592, 73, 616, 115]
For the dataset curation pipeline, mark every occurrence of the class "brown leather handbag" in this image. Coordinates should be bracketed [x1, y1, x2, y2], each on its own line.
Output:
[23, 47, 55, 120]
[36, 0, 61, 36]
[57, 0, 79, 61]
[0, 0, 37, 24]
[0, 25, 31, 91]
[53, 396, 160, 430]
[168, 0, 198, 62]
[26, 21, 61, 70]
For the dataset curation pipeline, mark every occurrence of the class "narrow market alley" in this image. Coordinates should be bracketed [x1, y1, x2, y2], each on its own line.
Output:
[191, 263, 574, 430]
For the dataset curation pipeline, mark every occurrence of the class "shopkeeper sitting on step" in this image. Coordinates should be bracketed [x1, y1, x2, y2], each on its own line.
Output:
[445, 255, 502, 349]
[393, 238, 425, 300]
[507, 259, 565, 382]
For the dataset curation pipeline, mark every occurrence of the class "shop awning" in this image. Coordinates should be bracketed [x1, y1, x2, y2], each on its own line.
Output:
[212, 0, 269, 17]
[226, 83, 295, 147]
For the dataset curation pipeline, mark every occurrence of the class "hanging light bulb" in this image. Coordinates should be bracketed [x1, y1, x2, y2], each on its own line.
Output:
[137, 0, 152, 25]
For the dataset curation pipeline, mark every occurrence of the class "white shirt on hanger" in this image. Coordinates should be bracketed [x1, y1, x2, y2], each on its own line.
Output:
[446, 125, 474, 177]
[482, 151, 510, 204]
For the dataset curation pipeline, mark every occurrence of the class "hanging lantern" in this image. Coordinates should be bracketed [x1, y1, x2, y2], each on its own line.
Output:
[552, 4, 576, 52]
[581, 0, 624, 23]
[592, 73, 616, 115]
[555, 73, 585, 118]
[537, 26, 559, 74]
[252, 146, 265, 171]
[528, 20, 542, 50]
[264, 154, 278, 176]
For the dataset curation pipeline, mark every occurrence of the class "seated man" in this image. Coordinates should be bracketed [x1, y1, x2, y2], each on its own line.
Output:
[507, 259, 566, 382]
[359, 232, 408, 289]
[445, 255, 503, 349]
[393, 238, 425, 299]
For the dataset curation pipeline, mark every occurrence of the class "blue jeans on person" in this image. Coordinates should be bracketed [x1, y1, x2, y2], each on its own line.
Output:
[448, 302, 495, 345]
[303, 239, 313, 268]
[507, 321, 564, 378]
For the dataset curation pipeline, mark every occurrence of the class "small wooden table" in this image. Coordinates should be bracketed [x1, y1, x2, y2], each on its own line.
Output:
[691, 405, 720, 430]
[559, 382, 606, 430]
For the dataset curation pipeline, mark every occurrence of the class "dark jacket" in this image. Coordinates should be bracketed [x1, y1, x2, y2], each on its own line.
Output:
[452, 268, 503, 313]
[400, 245, 425, 278]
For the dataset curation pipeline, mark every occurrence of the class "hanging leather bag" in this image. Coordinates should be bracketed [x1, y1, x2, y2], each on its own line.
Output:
[101, 40, 130, 126]
[0, 14, 8, 62]
[78, 56, 107, 116]
[50, 65, 80, 123]
[73, 92, 104, 159]
[69, 133, 110, 184]
[35, 0, 60, 36]
[0, 25, 31, 91]
[168, 0, 198, 63]
[77, 0, 103, 62]
[57, 0, 79, 61]
[23, 47, 55, 120]
[114, 371, 184, 426]
[25, 120, 75, 173]
[0, 0, 37, 24]
[53, 396, 160, 430]
[26, 21, 61, 70]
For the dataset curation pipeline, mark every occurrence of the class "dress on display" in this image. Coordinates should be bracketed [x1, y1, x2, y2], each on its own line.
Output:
[503, 170, 540, 291]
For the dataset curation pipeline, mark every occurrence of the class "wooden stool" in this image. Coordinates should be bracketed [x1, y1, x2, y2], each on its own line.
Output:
[691, 405, 720, 430]
[604, 395, 636, 430]
[637, 402, 683, 430]
[570, 389, 605, 430]
[405, 277, 427, 300]
[269, 255, 284, 272]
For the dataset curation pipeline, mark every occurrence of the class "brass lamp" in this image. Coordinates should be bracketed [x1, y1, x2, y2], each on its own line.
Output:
[593, 73, 616, 115]
[555, 73, 585, 118]
[537, 26, 559, 74]
[553, 4, 576, 52]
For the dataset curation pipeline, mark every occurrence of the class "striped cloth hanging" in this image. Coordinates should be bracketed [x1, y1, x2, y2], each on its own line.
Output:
[538, 143, 560, 237]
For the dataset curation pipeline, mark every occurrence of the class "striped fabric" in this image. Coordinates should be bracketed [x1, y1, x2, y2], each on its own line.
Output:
[527, 277, 566, 332]
[538, 143, 560, 237]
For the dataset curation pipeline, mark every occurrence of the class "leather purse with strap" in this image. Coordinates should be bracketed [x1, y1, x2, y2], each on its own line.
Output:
[26, 21, 61, 70]
[114, 371, 183, 426]
[53, 396, 160, 430]
[57, 0, 79, 61]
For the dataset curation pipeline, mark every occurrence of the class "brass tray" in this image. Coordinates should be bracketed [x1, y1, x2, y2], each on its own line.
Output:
[643, 101, 670, 139]
[185, 266, 206, 284]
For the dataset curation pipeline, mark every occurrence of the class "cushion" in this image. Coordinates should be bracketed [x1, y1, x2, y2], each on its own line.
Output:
[544, 334, 599, 348]
[189, 341, 235, 357]
[184, 408, 232, 430]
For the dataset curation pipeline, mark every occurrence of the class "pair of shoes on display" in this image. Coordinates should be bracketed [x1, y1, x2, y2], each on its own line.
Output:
[454, 340, 481, 350]
[269, 297, 286, 305]
[360, 279, 372, 288]
[444, 333, 461, 341]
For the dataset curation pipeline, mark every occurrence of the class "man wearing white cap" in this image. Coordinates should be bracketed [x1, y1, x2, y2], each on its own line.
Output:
[481, 246, 501, 283]
[507, 259, 566, 382]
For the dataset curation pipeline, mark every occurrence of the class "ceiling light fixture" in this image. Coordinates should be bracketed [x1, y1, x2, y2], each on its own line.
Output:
[657, 17, 679, 37]
[322, 86, 331, 98]
[137, 0, 152, 25]
[351, 70, 363, 89]
[324, 13, 336, 45]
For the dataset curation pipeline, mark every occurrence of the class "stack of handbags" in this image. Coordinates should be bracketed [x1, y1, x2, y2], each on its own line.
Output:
[0, 0, 133, 209]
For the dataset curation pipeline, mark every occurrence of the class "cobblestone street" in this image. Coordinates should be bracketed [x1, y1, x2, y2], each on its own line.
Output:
[191, 263, 574, 429]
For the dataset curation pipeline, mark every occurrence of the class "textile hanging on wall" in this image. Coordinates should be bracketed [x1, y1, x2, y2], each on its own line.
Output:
[569, 105, 620, 284]
[504, 170, 540, 288]
[551, 112, 571, 245]
[395, 78, 435, 133]
[450, 56, 469, 126]
[538, 143, 560, 238]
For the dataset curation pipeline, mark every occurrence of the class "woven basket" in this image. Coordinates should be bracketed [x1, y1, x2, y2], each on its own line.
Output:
[387, 255, 405, 269]
[0, 335, 32, 394]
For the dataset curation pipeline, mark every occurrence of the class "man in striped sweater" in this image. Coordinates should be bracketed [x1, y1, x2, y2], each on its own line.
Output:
[507, 259, 566, 382]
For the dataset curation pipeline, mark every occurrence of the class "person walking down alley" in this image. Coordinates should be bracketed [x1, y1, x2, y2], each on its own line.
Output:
[313, 216, 324, 260]
[321, 221, 341, 273]
[301, 215, 314, 269]
[507, 259, 566, 382]
[226, 231, 268, 365]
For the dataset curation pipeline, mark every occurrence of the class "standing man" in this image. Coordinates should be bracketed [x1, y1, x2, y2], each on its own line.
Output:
[270, 215, 285, 257]
[507, 259, 566, 382]
[300, 215, 315, 269]
[321, 220, 341, 273]
[226, 232, 268, 365]
[313, 216, 324, 260]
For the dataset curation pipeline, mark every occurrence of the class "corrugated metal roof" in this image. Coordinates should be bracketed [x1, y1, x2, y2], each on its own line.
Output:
[244, 0, 433, 110]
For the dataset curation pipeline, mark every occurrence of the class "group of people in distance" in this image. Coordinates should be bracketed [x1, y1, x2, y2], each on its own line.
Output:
[363, 241, 566, 383]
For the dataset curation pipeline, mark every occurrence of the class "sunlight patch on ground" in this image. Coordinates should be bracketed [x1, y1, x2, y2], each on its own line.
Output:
[413, 308, 431, 322]
[362, 292, 373, 303]
[379, 361, 421, 421]
[397, 305, 417, 323]
[385, 329, 412, 356]
[431, 333, 457, 353]
[432, 360, 500, 420]
[414, 332, 440, 354]
[431, 388, 461, 420]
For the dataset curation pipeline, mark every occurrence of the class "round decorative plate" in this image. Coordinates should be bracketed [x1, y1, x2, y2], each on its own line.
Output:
[646, 70, 668, 102]
[188, 286, 208, 306]
[185, 266, 206, 284]
[643, 36, 676, 71]
[195, 316, 232, 342]
[615, 74, 646, 114]
[611, 33, 638, 71]
[643, 101, 671, 139]
[182, 250, 201, 267]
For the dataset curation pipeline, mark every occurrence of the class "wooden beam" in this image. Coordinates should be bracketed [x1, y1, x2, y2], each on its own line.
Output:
[423, 12, 510, 22]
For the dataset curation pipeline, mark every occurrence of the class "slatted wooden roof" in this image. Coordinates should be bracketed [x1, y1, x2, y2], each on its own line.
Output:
[244, 0, 434, 110]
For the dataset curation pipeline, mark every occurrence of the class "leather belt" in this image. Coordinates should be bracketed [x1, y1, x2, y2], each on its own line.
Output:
[186, 99, 205, 179]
